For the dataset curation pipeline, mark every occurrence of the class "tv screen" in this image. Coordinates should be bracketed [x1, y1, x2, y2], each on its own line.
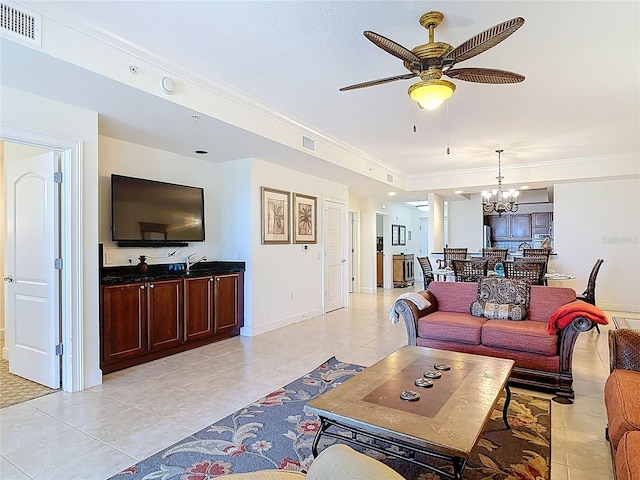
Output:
[111, 174, 205, 244]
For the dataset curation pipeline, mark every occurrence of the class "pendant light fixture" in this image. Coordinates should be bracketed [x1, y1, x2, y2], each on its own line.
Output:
[482, 149, 519, 215]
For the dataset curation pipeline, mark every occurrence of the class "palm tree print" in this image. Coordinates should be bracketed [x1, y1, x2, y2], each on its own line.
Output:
[268, 199, 285, 234]
[298, 203, 312, 235]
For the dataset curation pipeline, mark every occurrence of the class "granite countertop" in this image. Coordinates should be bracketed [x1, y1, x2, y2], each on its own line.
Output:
[101, 261, 245, 285]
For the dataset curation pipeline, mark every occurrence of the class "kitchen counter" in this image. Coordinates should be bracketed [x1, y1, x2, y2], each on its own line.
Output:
[101, 261, 245, 285]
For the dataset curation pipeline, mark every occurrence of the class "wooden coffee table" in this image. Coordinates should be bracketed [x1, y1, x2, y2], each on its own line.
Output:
[304, 346, 514, 479]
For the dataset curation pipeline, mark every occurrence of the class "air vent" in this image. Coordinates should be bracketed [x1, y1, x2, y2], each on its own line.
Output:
[301, 135, 316, 152]
[1, 2, 41, 46]
[387, 174, 394, 183]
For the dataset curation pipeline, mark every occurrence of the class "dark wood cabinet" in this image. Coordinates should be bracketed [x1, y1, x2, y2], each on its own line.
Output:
[532, 212, 552, 235]
[184, 276, 214, 341]
[214, 273, 242, 334]
[147, 279, 183, 352]
[101, 270, 244, 374]
[487, 216, 510, 241]
[509, 215, 532, 240]
[486, 214, 531, 241]
[101, 283, 148, 363]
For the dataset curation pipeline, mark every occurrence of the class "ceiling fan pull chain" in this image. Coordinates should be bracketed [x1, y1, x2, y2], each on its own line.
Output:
[446, 101, 451, 154]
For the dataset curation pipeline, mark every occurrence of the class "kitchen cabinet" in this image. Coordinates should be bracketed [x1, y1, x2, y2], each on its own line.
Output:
[532, 212, 552, 235]
[486, 214, 532, 241]
[101, 282, 148, 364]
[147, 279, 183, 351]
[213, 273, 242, 334]
[393, 254, 414, 287]
[101, 270, 244, 374]
[184, 276, 214, 342]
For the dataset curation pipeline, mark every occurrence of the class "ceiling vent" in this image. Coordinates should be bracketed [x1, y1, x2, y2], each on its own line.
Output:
[387, 174, 394, 183]
[301, 135, 316, 152]
[1, 2, 41, 46]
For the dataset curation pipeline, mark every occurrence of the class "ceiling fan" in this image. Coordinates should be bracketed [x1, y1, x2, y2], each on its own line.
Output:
[340, 11, 525, 110]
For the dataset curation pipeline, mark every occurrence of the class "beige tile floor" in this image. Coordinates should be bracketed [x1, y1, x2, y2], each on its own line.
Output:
[0, 286, 634, 480]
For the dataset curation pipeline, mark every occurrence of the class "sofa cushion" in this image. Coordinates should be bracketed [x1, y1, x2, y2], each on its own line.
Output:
[476, 277, 531, 307]
[481, 320, 558, 355]
[605, 369, 640, 449]
[528, 286, 576, 322]
[616, 431, 640, 480]
[426, 281, 478, 313]
[470, 300, 528, 321]
[418, 311, 486, 345]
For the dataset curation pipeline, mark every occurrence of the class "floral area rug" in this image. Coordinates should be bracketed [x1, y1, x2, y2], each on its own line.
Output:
[110, 357, 550, 480]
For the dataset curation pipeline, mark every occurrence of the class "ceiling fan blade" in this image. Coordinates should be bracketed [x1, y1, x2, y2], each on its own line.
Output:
[444, 17, 525, 65]
[445, 67, 525, 84]
[364, 31, 422, 66]
[340, 73, 418, 91]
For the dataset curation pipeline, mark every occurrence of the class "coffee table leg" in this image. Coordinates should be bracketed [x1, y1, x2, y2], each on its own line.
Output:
[311, 417, 330, 457]
[453, 457, 466, 479]
[502, 384, 512, 429]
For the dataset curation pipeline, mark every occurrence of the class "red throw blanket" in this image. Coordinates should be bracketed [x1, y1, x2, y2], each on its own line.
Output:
[548, 301, 609, 334]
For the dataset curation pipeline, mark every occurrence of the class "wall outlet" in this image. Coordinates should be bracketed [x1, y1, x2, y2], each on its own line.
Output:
[104, 253, 113, 265]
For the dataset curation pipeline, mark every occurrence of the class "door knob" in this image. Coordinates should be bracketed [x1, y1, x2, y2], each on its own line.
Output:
[3, 275, 13, 282]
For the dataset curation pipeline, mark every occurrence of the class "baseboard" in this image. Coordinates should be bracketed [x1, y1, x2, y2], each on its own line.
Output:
[600, 302, 640, 313]
[84, 369, 103, 389]
[360, 286, 377, 294]
[241, 308, 324, 337]
[2, 346, 8, 362]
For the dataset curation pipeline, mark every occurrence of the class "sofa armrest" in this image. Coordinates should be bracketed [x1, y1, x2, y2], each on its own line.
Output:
[394, 290, 438, 346]
[609, 329, 640, 373]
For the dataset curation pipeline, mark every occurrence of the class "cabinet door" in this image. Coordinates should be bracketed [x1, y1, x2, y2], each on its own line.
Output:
[184, 276, 214, 342]
[101, 283, 147, 364]
[214, 273, 241, 334]
[148, 279, 184, 351]
[532, 212, 551, 235]
[488, 216, 510, 241]
[510, 215, 532, 240]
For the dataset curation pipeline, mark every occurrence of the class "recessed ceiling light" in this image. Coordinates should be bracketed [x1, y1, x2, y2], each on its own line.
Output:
[454, 190, 463, 194]
[388, 191, 397, 196]
[195, 150, 208, 155]
[520, 185, 530, 190]
[191, 115, 200, 121]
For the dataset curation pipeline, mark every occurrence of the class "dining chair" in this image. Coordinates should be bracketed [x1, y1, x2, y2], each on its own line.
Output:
[576, 258, 604, 333]
[503, 259, 546, 285]
[452, 258, 488, 283]
[417, 256, 435, 287]
[481, 248, 509, 270]
[441, 247, 468, 269]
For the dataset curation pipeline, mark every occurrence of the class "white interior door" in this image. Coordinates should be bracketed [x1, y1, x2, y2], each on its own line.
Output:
[324, 199, 347, 312]
[5, 152, 60, 388]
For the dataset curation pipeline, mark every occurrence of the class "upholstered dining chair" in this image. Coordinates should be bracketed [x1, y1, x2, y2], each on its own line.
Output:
[452, 258, 488, 282]
[576, 258, 604, 333]
[503, 259, 546, 285]
[441, 247, 468, 269]
[417, 256, 435, 287]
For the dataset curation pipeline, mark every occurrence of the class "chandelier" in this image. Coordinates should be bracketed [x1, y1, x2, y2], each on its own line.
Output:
[482, 149, 519, 215]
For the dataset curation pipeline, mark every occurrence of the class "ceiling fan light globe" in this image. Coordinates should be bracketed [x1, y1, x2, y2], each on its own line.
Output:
[408, 80, 455, 110]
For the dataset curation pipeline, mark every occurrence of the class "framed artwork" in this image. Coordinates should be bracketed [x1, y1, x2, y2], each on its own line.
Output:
[261, 187, 290, 244]
[392, 224, 400, 246]
[293, 193, 317, 244]
[399, 225, 407, 245]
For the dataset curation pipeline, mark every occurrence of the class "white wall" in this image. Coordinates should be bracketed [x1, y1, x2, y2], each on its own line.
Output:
[248, 158, 349, 335]
[1, 86, 100, 387]
[448, 193, 484, 254]
[99, 137, 220, 265]
[554, 178, 640, 312]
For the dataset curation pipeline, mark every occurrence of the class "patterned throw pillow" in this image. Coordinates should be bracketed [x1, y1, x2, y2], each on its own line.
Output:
[470, 300, 528, 321]
[470, 277, 531, 320]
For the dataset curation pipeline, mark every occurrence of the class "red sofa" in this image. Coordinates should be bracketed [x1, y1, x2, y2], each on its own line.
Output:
[393, 280, 599, 401]
[605, 329, 640, 480]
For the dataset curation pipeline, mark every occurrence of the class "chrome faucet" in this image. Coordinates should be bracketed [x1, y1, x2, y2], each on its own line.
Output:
[186, 253, 207, 272]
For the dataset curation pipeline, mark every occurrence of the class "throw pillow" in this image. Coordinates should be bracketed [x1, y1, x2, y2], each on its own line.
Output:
[470, 300, 528, 321]
[476, 277, 531, 307]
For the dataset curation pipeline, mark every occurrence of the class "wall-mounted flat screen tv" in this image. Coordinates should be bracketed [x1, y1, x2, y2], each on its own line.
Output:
[111, 174, 205, 246]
